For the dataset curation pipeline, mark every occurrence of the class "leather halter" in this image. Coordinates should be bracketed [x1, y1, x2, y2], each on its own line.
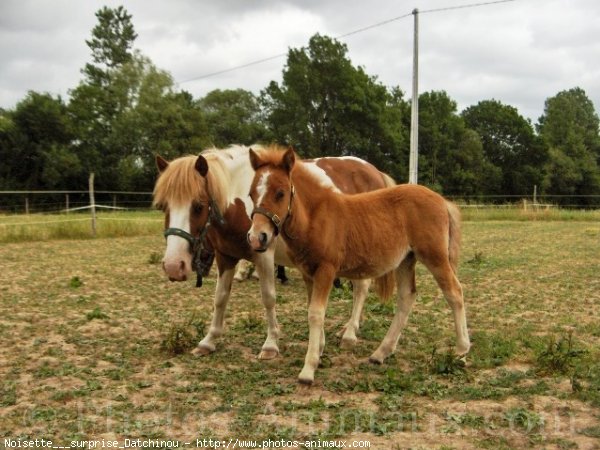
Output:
[251, 184, 296, 239]
[163, 198, 225, 248]
[163, 198, 225, 287]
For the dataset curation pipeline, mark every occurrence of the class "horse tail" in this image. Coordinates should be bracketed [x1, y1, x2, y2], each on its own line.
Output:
[380, 171, 396, 188]
[446, 201, 462, 274]
[374, 271, 396, 302]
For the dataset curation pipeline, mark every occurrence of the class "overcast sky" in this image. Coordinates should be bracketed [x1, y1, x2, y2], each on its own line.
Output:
[1, 0, 599, 122]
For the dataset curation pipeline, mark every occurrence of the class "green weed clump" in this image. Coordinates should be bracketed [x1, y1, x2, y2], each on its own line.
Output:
[86, 307, 109, 321]
[0, 382, 17, 406]
[535, 331, 586, 376]
[147, 251, 162, 265]
[69, 276, 83, 288]
[160, 315, 205, 355]
[503, 407, 544, 433]
[429, 345, 467, 376]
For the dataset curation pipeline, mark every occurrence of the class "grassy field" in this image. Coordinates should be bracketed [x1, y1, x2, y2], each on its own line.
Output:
[0, 211, 163, 243]
[1, 217, 599, 449]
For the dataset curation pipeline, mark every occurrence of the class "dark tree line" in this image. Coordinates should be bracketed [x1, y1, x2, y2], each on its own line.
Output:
[1, 7, 599, 205]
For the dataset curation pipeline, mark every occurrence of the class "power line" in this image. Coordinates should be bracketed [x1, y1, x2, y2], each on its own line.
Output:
[177, 0, 516, 85]
[177, 12, 413, 84]
[420, 0, 516, 15]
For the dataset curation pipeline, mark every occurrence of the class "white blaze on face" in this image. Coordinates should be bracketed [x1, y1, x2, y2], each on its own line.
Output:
[255, 170, 271, 206]
[163, 205, 191, 265]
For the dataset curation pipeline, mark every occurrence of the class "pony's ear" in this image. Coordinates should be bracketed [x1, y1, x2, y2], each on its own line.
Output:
[249, 148, 264, 171]
[195, 155, 209, 177]
[282, 147, 296, 173]
[156, 155, 169, 172]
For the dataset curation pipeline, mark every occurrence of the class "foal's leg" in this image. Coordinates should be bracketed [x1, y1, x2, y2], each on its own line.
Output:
[298, 265, 335, 385]
[427, 261, 471, 356]
[253, 252, 280, 360]
[340, 278, 371, 348]
[369, 255, 417, 364]
[192, 254, 237, 356]
[301, 275, 325, 356]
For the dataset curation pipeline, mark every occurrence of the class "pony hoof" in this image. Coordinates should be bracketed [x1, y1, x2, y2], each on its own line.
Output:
[298, 377, 314, 386]
[191, 345, 214, 357]
[258, 348, 279, 360]
[368, 356, 384, 365]
[298, 368, 315, 385]
[340, 336, 358, 349]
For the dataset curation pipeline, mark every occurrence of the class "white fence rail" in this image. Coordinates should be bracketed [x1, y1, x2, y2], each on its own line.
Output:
[0, 188, 153, 214]
[1, 190, 599, 214]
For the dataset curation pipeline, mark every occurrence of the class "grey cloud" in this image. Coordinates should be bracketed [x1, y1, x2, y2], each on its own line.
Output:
[1, 0, 599, 122]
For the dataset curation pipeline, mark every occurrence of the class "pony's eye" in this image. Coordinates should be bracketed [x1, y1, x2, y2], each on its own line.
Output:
[275, 190, 285, 201]
[192, 203, 204, 215]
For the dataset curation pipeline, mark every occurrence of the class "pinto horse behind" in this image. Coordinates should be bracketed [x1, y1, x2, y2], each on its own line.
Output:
[152, 145, 395, 360]
[247, 147, 470, 385]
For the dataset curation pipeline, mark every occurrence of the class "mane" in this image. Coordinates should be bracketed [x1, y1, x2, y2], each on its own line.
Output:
[252, 144, 289, 165]
[152, 152, 230, 211]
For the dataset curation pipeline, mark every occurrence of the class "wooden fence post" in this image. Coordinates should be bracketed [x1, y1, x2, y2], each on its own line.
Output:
[65, 194, 70, 214]
[89, 173, 97, 237]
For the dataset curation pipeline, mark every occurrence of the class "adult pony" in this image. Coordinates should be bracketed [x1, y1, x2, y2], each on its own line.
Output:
[152, 145, 395, 359]
[247, 146, 470, 384]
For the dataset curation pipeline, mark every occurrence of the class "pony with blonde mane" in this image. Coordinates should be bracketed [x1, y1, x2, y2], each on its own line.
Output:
[153, 145, 396, 360]
[247, 146, 470, 384]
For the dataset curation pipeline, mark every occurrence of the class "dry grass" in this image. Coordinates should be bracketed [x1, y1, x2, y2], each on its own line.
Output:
[0, 220, 599, 449]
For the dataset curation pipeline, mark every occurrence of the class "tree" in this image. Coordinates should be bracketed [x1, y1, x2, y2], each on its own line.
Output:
[115, 62, 210, 190]
[198, 89, 270, 147]
[261, 34, 408, 178]
[537, 87, 600, 205]
[84, 6, 137, 84]
[462, 99, 546, 196]
[417, 91, 500, 195]
[68, 6, 139, 189]
[68, 7, 211, 190]
[0, 92, 77, 190]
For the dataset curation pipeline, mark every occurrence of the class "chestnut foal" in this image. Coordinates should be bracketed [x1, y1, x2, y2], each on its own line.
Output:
[247, 147, 470, 384]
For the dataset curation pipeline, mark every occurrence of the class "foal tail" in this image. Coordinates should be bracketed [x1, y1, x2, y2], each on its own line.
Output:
[373, 271, 396, 302]
[446, 201, 462, 274]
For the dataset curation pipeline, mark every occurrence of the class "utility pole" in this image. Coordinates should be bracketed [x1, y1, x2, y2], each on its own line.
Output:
[408, 8, 419, 184]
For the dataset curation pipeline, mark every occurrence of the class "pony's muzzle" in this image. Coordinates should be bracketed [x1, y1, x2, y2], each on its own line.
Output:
[247, 230, 269, 252]
[163, 259, 188, 282]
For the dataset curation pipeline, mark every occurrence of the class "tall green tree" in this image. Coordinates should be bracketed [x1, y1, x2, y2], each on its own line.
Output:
[417, 91, 500, 195]
[84, 6, 137, 85]
[198, 89, 270, 147]
[69, 6, 138, 189]
[462, 99, 546, 196]
[537, 87, 600, 204]
[261, 34, 408, 178]
[68, 6, 210, 190]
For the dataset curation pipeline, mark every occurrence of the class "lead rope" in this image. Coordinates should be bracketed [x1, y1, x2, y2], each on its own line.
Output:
[192, 225, 211, 287]
[192, 198, 226, 287]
